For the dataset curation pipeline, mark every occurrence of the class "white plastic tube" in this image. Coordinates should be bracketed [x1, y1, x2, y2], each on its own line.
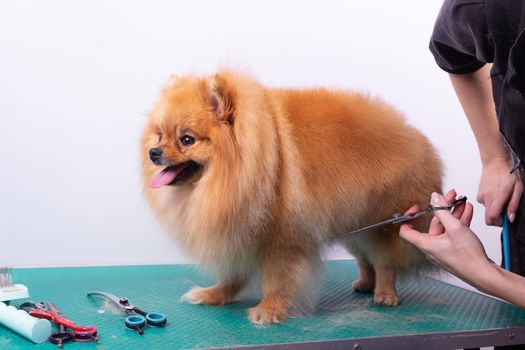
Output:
[0, 302, 51, 343]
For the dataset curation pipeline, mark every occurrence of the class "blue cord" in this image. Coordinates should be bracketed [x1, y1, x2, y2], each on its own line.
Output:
[502, 212, 511, 271]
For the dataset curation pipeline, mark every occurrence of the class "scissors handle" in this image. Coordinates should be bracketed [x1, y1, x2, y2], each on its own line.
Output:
[145, 312, 167, 327]
[394, 195, 468, 224]
[431, 195, 467, 211]
[47, 302, 72, 347]
[125, 315, 146, 335]
[29, 309, 98, 339]
[72, 326, 98, 342]
[49, 331, 74, 347]
[124, 312, 167, 335]
[130, 305, 166, 326]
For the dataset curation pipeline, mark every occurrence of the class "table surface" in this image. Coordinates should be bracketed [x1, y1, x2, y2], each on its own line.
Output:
[2, 260, 525, 349]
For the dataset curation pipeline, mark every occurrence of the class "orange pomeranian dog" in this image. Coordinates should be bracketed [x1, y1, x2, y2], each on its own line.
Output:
[141, 70, 442, 325]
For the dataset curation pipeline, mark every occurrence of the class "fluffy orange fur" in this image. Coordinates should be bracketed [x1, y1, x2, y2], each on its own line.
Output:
[141, 71, 442, 325]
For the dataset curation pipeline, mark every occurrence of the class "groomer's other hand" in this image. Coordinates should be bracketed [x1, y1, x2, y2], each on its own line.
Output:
[399, 191, 490, 281]
[478, 158, 523, 226]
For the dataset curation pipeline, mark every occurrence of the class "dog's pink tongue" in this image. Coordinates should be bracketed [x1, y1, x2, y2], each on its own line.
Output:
[150, 166, 184, 188]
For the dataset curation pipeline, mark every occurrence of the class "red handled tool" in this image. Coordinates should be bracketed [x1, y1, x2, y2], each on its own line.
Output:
[20, 302, 97, 345]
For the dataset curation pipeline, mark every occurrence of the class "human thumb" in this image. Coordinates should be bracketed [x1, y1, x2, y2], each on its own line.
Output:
[399, 223, 426, 248]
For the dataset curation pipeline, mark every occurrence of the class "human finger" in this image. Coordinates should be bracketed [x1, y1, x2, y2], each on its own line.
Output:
[428, 215, 443, 235]
[430, 190, 457, 235]
[399, 223, 428, 249]
[486, 207, 503, 227]
[404, 204, 419, 228]
[431, 192, 464, 229]
[403, 204, 419, 216]
[507, 180, 523, 223]
[444, 189, 457, 202]
[460, 202, 474, 227]
[451, 200, 466, 219]
[485, 194, 508, 226]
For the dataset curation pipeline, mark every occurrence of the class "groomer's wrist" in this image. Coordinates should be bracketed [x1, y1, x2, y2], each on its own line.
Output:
[452, 257, 499, 296]
[470, 260, 502, 294]
[480, 153, 511, 169]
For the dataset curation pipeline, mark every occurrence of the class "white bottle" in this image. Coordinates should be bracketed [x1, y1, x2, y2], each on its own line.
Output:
[0, 302, 51, 344]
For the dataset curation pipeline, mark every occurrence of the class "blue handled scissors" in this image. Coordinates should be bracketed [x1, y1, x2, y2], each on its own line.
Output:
[87, 291, 167, 335]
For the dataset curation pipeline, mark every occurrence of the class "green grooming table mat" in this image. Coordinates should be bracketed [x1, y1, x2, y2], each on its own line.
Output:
[2, 260, 525, 349]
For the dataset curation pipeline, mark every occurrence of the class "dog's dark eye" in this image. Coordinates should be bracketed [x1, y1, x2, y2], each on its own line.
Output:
[180, 135, 195, 147]
[157, 133, 162, 143]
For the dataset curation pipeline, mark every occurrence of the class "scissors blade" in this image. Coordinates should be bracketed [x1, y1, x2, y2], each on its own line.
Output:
[47, 302, 65, 317]
[87, 291, 133, 313]
[343, 215, 408, 236]
[341, 196, 467, 237]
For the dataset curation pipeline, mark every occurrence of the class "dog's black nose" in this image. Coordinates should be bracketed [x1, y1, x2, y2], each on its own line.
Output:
[149, 148, 163, 164]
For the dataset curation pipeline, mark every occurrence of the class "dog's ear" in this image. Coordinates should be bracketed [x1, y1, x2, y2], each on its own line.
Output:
[208, 74, 235, 125]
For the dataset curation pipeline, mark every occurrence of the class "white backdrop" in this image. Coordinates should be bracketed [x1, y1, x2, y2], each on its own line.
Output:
[0, 1, 501, 277]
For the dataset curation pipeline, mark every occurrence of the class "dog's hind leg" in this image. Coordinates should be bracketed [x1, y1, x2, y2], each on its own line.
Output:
[340, 229, 401, 306]
[352, 257, 376, 293]
[248, 244, 320, 325]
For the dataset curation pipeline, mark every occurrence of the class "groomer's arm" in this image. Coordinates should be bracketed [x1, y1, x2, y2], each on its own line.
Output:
[485, 263, 525, 308]
[449, 64, 522, 225]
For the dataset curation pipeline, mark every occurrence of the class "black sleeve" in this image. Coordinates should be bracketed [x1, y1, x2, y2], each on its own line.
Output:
[429, 0, 493, 74]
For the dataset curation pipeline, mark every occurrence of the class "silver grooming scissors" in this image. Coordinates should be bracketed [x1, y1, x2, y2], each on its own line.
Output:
[343, 196, 467, 236]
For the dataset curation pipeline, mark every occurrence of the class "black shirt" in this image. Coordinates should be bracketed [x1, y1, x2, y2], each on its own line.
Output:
[429, 0, 525, 173]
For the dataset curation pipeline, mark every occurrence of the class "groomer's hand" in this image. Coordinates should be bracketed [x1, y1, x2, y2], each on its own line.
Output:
[478, 158, 523, 226]
[399, 190, 491, 284]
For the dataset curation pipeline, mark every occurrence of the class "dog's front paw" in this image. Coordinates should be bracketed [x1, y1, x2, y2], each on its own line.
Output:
[248, 304, 288, 326]
[373, 292, 399, 307]
[181, 285, 232, 306]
